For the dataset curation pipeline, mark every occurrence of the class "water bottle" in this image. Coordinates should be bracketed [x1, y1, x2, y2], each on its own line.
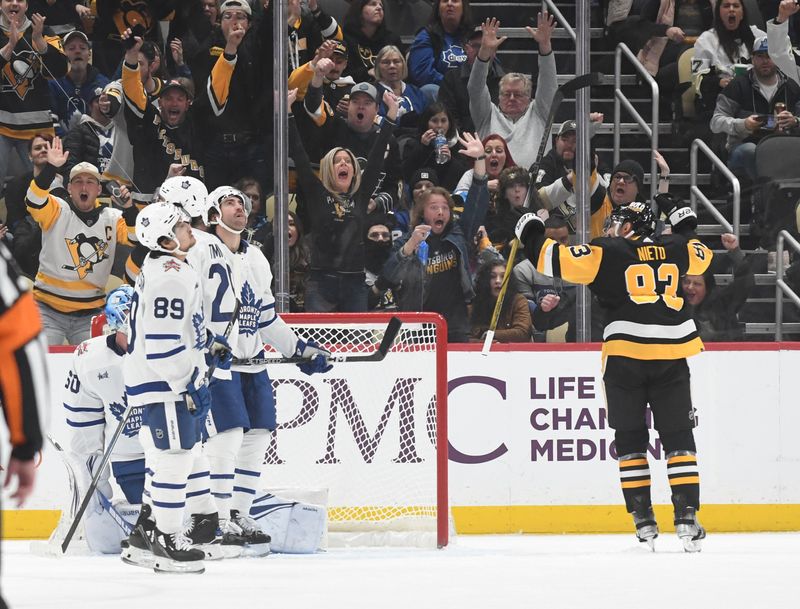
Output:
[433, 130, 448, 165]
[417, 240, 429, 265]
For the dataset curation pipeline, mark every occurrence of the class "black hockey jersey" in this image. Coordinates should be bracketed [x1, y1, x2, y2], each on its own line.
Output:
[533, 234, 713, 360]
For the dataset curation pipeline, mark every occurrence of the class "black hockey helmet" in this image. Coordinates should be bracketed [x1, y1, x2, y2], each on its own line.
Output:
[606, 202, 656, 238]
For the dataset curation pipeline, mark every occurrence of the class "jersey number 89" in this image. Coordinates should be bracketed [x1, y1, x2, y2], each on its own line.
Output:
[154, 297, 184, 319]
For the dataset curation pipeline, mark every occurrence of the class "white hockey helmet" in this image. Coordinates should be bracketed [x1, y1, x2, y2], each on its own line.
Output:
[205, 186, 251, 234]
[156, 176, 209, 219]
[135, 202, 189, 253]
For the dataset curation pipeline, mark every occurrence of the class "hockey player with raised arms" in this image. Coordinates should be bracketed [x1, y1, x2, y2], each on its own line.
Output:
[64, 285, 144, 554]
[122, 202, 231, 574]
[202, 185, 333, 554]
[514, 194, 713, 552]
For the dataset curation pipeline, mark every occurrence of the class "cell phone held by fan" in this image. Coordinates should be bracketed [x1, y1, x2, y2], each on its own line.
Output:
[754, 114, 776, 130]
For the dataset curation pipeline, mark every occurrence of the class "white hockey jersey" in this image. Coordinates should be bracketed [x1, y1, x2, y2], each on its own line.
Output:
[223, 238, 299, 372]
[64, 334, 143, 463]
[692, 25, 766, 82]
[186, 229, 240, 378]
[123, 252, 208, 407]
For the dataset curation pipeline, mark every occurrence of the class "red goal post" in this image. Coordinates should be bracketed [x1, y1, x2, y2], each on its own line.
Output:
[272, 312, 450, 548]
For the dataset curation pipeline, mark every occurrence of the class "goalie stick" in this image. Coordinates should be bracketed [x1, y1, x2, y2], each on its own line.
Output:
[232, 316, 403, 366]
[61, 300, 242, 552]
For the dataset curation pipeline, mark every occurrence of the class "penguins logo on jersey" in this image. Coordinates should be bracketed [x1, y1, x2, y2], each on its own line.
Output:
[112, 1, 152, 37]
[238, 281, 262, 336]
[62, 233, 110, 279]
[1, 49, 42, 100]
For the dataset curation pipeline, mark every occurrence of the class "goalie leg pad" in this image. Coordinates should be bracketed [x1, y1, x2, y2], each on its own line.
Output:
[85, 497, 139, 554]
[204, 427, 244, 520]
[250, 494, 326, 554]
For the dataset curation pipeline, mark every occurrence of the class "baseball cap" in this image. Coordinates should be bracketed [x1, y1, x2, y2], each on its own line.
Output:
[219, 0, 252, 16]
[557, 120, 577, 136]
[753, 36, 768, 55]
[62, 30, 89, 47]
[159, 78, 194, 100]
[411, 168, 439, 188]
[332, 40, 348, 56]
[69, 161, 102, 182]
[350, 82, 378, 102]
[88, 86, 103, 103]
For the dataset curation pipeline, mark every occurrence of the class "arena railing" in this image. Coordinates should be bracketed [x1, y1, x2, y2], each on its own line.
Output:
[613, 43, 659, 202]
[689, 138, 741, 239]
[775, 230, 800, 341]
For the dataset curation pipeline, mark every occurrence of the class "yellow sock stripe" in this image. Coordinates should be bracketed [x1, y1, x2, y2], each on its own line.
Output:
[669, 475, 700, 486]
[619, 458, 649, 469]
[667, 454, 697, 465]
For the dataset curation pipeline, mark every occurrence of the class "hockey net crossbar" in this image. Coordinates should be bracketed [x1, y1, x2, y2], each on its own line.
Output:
[265, 313, 450, 548]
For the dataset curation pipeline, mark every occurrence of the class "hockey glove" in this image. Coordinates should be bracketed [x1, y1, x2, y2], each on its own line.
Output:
[206, 332, 233, 370]
[186, 368, 212, 419]
[514, 212, 546, 260]
[294, 339, 333, 376]
[654, 193, 697, 234]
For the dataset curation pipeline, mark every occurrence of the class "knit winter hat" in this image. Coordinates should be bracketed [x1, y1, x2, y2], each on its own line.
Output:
[611, 159, 644, 188]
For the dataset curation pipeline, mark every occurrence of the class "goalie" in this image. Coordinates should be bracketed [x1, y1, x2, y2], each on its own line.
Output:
[62, 286, 143, 554]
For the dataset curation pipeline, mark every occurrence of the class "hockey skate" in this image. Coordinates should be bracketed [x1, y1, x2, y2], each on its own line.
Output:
[631, 499, 659, 551]
[185, 512, 224, 561]
[121, 504, 156, 569]
[674, 506, 706, 553]
[217, 518, 247, 558]
[152, 529, 206, 574]
[231, 509, 271, 557]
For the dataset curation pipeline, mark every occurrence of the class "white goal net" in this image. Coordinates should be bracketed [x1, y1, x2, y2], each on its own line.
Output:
[263, 313, 450, 548]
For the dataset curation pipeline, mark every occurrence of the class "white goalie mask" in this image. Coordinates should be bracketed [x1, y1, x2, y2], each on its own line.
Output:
[135, 202, 190, 254]
[205, 186, 251, 234]
[156, 176, 209, 220]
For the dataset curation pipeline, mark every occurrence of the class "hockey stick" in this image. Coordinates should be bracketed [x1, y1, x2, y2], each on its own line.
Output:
[526, 72, 600, 209]
[481, 238, 519, 355]
[205, 298, 241, 383]
[232, 316, 403, 366]
[60, 404, 137, 553]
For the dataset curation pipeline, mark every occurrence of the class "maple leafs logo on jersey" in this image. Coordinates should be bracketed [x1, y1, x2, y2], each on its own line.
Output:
[238, 281, 261, 336]
[109, 396, 142, 438]
[192, 311, 205, 349]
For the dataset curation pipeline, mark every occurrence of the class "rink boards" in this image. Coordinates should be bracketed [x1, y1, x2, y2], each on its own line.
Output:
[2, 343, 799, 537]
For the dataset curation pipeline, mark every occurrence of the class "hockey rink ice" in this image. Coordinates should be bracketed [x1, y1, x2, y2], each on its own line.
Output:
[3, 533, 799, 608]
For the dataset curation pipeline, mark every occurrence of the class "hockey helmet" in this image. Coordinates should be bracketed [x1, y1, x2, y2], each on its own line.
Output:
[605, 202, 656, 238]
[135, 202, 189, 253]
[104, 284, 134, 332]
[156, 176, 209, 219]
[205, 186, 251, 234]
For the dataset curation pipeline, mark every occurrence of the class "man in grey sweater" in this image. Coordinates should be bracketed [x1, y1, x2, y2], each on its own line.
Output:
[467, 13, 558, 169]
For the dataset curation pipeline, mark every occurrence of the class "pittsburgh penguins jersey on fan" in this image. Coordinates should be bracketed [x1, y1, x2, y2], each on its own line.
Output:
[214, 237, 299, 370]
[65, 334, 143, 462]
[533, 234, 713, 360]
[26, 166, 136, 312]
[123, 253, 208, 406]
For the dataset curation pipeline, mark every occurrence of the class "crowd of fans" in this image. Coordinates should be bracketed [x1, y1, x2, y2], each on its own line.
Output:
[1, 0, 799, 346]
